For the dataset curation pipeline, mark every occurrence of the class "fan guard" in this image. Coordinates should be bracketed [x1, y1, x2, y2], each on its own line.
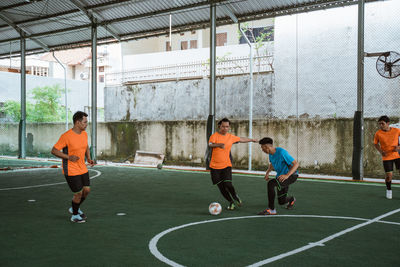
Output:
[376, 51, 400, 79]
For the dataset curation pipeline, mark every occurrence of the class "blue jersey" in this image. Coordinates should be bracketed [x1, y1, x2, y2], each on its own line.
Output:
[269, 147, 297, 178]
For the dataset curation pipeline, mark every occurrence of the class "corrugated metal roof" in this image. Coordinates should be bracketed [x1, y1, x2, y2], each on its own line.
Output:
[0, 0, 381, 58]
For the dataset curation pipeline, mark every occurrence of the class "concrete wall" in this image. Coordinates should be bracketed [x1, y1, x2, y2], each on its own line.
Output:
[107, 1, 399, 121]
[0, 122, 113, 157]
[0, 118, 392, 177]
[105, 73, 274, 121]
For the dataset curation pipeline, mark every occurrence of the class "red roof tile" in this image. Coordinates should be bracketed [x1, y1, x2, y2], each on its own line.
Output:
[40, 47, 91, 66]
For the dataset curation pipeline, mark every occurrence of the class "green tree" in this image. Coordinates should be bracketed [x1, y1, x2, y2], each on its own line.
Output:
[1, 100, 35, 121]
[1, 84, 71, 122]
[30, 84, 68, 122]
[238, 23, 275, 72]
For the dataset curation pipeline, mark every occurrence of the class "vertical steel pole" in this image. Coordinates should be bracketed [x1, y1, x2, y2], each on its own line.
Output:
[355, 0, 365, 180]
[209, 3, 216, 135]
[239, 25, 254, 171]
[169, 14, 172, 49]
[248, 43, 253, 171]
[19, 35, 26, 159]
[91, 23, 98, 162]
[52, 51, 68, 130]
[65, 67, 68, 130]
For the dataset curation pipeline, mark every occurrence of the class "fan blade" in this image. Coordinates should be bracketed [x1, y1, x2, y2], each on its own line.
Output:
[392, 58, 400, 64]
[389, 67, 392, 77]
[379, 59, 387, 63]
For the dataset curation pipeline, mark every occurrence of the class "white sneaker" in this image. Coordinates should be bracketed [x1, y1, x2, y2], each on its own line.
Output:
[70, 214, 86, 223]
[68, 207, 87, 219]
[386, 190, 392, 199]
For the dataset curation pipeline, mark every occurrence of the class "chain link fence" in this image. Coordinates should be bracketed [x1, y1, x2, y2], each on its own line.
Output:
[1, 1, 398, 177]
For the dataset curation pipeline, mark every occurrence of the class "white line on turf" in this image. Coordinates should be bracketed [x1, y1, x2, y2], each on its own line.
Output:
[149, 211, 400, 267]
[0, 169, 101, 191]
[377, 220, 400, 226]
[296, 178, 400, 187]
[0, 167, 60, 173]
[247, 208, 400, 266]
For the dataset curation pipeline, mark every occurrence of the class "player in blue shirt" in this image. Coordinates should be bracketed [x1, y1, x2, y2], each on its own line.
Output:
[257, 137, 299, 215]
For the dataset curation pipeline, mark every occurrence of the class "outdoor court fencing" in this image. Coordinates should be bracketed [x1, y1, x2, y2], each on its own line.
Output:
[0, 1, 399, 179]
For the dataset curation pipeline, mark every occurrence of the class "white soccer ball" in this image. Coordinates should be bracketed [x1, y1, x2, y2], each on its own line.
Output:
[209, 202, 222, 215]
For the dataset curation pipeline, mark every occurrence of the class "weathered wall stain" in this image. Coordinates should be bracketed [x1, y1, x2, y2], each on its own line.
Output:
[1, 118, 397, 178]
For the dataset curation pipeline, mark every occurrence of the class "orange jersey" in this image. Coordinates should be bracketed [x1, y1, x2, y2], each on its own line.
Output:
[209, 132, 241, 169]
[54, 129, 89, 176]
[374, 127, 400, 161]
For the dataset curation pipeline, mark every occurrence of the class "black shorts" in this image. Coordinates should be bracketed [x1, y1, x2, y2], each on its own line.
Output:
[65, 172, 90, 193]
[382, 158, 400, 173]
[210, 167, 232, 185]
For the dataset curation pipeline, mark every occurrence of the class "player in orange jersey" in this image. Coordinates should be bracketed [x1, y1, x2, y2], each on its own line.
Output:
[374, 115, 400, 199]
[51, 111, 95, 223]
[208, 118, 257, 210]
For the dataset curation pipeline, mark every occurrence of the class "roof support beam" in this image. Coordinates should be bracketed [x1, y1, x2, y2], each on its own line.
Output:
[0, 12, 49, 51]
[221, 4, 238, 23]
[1, 0, 370, 45]
[69, 0, 121, 41]
[0, 10, 80, 30]
[0, 0, 135, 30]
[0, 0, 229, 45]
[0, 0, 45, 12]
[69, 0, 95, 21]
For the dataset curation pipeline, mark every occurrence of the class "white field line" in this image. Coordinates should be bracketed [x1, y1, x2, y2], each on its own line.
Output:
[247, 208, 400, 266]
[0, 169, 101, 191]
[0, 167, 60, 173]
[149, 212, 400, 267]
[94, 163, 400, 187]
[297, 177, 400, 187]
[1, 156, 399, 184]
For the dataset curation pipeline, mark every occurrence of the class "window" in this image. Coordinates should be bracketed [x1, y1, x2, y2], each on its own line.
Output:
[166, 41, 171, 51]
[181, 40, 197, 50]
[181, 41, 188, 50]
[216, 32, 227, 46]
[190, 40, 197, 49]
[31, 66, 49, 76]
[239, 26, 274, 44]
[99, 66, 105, 72]
[71, 66, 76, 79]
[99, 75, 104, 83]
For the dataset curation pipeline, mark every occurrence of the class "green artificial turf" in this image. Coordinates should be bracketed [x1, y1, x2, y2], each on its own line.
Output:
[0, 163, 399, 266]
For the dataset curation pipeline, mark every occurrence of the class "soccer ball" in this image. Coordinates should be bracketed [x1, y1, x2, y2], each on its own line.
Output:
[208, 202, 222, 215]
